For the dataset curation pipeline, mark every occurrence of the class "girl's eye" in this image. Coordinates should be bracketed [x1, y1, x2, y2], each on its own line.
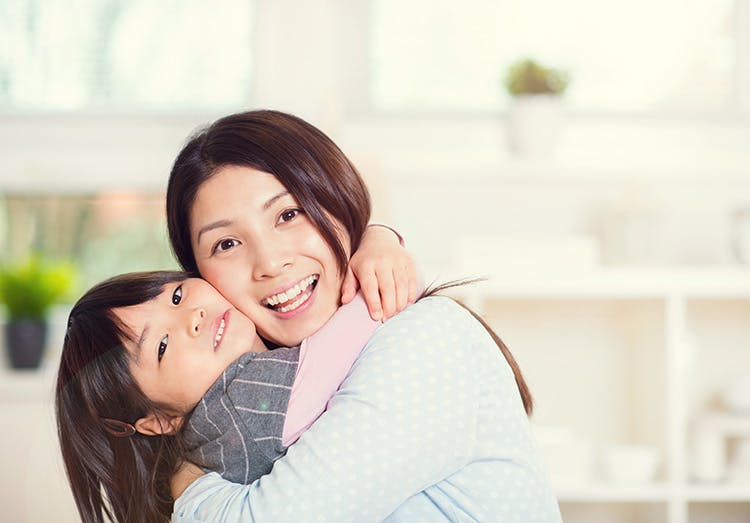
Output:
[158, 335, 168, 362]
[279, 208, 302, 224]
[172, 285, 183, 305]
[212, 238, 239, 254]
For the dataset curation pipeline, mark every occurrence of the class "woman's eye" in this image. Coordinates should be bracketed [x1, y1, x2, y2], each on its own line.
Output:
[172, 285, 183, 305]
[279, 208, 301, 224]
[213, 238, 239, 254]
[158, 335, 168, 362]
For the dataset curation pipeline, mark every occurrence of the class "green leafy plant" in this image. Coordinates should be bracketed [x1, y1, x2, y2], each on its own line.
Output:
[0, 256, 76, 320]
[503, 58, 570, 97]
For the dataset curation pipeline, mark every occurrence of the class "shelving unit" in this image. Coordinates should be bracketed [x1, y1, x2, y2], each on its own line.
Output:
[451, 267, 750, 523]
[1, 268, 748, 522]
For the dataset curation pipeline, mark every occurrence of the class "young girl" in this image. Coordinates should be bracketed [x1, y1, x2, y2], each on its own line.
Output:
[56, 270, 381, 523]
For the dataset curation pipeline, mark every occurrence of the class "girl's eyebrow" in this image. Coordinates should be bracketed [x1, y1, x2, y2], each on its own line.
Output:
[133, 324, 149, 365]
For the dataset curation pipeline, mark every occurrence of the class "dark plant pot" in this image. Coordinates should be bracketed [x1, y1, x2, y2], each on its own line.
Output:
[5, 319, 48, 369]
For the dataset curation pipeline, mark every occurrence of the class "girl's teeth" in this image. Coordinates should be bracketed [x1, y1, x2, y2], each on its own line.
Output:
[214, 318, 225, 348]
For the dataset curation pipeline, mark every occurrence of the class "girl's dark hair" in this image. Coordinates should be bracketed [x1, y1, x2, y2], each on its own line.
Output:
[422, 279, 534, 416]
[166, 109, 371, 276]
[55, 271, 189, 523]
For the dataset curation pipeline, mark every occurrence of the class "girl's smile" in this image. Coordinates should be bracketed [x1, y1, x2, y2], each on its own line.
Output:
[114, 278, 266, 413]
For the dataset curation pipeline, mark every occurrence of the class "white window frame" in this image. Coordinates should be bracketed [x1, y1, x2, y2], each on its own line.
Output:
[348, 0, 750, 119]
[0, 0, 748, 194]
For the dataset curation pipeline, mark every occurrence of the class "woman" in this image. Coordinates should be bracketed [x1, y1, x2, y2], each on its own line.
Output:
[166, 110, 561, 522]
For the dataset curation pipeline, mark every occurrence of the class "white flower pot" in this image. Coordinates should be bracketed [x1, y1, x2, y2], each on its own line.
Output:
[507, 94, 563, 157]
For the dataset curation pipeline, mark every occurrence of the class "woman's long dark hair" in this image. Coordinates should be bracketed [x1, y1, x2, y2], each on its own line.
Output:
[423, 279, 533, 415]
[56, 271, 189, 523]
[166, 109, 371, 276]
[165, 109, 532, 415]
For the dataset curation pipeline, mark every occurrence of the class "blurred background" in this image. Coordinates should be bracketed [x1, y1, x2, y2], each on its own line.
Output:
[1, 1, 749, 522]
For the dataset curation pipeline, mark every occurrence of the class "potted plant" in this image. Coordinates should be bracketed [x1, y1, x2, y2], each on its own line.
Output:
[503, 58, 570, 157]
[0, 256, 75, 369]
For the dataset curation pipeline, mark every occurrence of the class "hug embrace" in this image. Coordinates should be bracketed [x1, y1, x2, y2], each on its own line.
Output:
[55, 110, 562, 522]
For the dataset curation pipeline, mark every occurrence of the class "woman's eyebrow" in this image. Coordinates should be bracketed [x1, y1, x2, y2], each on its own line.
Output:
[263, 190, 290, 210]
[195, 191, 290, 243]
[196, 219, 233, 244]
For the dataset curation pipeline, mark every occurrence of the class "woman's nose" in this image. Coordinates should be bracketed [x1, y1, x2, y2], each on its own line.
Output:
[251, 241, 293, 280]
[189, 308, 206, 337]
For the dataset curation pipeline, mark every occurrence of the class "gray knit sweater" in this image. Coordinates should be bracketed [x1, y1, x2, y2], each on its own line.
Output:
[183, 347, 300, 484]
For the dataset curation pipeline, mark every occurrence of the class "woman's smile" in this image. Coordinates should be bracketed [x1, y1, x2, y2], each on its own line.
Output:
[190, 166, 350, 347]
[261, 274, 319, 313]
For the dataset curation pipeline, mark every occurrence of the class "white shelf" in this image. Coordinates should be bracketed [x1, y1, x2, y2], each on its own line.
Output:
[687, 484, 750, 502]
[555, 483, 750, 503]
[556, 483, 671, 502]
[457, 266, 750, 523]
[452, 267, 750, 300]
[0, 366, 57, 402]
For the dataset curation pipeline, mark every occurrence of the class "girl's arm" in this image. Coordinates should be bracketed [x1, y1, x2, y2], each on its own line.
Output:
[171, 298, 478, 522]
[341, 224, 418, 321]
[282, 292, 380, 446]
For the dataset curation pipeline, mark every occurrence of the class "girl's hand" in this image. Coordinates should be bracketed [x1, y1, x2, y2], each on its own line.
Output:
[341, 225, 418, 321]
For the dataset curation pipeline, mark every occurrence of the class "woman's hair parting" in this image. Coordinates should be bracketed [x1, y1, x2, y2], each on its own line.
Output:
[423, 279, 534, 416]
[166, 109, 371, 276]
[55, 271, 189, 523]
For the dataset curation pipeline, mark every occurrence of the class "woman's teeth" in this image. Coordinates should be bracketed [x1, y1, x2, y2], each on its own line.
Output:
[214, 318, 225, 348]
[264, 275, 318, 312]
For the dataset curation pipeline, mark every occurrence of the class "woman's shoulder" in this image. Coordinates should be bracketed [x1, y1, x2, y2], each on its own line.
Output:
[366, 295, 489, 354]
[382, 295, 479, 334]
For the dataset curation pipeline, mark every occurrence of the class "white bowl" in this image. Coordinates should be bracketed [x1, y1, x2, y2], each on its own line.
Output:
[724, 376, 750, 414]
[600, 445, 660, 484]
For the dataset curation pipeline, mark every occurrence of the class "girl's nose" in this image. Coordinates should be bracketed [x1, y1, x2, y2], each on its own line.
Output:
[189, 308, 206, 337]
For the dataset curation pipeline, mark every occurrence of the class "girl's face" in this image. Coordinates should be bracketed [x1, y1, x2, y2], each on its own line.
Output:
[114, 278, 265, 413]
[189, 165, 350, 347]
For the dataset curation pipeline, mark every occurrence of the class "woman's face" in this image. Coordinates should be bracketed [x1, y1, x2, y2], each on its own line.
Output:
[189, 165, 350, 347]
[114, 278, 265, 413]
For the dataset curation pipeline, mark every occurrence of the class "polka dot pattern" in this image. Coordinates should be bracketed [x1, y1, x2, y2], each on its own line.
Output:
[173, 297, 561, 522]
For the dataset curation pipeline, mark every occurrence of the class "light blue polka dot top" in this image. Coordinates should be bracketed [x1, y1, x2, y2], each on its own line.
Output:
[172, 296, 562, 522]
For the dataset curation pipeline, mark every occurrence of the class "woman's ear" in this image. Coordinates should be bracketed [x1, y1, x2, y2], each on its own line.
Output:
[135, 413, 185, 436]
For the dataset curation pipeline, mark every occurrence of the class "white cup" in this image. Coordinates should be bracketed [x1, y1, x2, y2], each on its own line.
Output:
[600, 445, 660, 484]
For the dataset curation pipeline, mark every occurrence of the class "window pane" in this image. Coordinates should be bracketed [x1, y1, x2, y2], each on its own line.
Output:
[0, 0, 253, 111]
[370, 0, 736, 113]
[1, 193, 176, 290]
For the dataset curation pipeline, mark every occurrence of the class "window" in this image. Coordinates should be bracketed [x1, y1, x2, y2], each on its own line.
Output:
[1, 193, 176, 289]
[0, 0, 254, 111]
[369, 0, 738, 114]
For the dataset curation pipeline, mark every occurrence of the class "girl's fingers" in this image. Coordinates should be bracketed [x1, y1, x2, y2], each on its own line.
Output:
[340, 265, 358, 304]
[393, 265, 410, 314]
[377, 266, 397, 320]
[358, 270, 383, 321]
[407, 261, 419, 304]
